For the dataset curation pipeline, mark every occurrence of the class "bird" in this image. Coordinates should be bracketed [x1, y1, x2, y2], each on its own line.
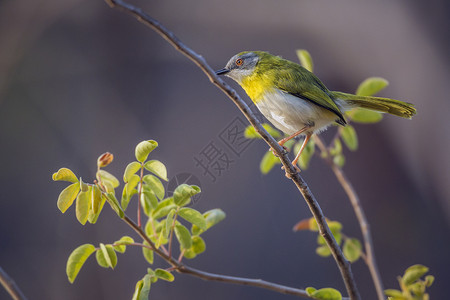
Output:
[215, 51, 416, 170]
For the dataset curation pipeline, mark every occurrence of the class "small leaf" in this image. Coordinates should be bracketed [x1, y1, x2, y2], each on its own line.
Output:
[348, 108, 383, 124]
[296, 49, 314, 72]
[164, 209, 176, 238]
[138, 274, 151, 300]
[57, 182, 80, 213]
[97, 170, 120, 188]
[402, 264, 429, 285]
[341, 125, 358, 151]
[384, 289, 404, 297]
[175, 224, 192, 249]
[142, 241, 154, 264]
[135, 140, 158, 163]
[87, 193, 105, 224]
[308, 217, 319, 232]
[333, 154, 345, 167]
[143, 175, 165, 200]
[124, 161, 142, 183]
[192, 208, 226, 235]
[262, 123, 281, 138]
[91, 185, 102, 214]
[53, 168, 78, 183]
[343, 238, 362, 263]
[98, 243, 117, 269]
[155, 269, 175, 282]
[292, 219, 311, 231]
[152, 197, 176, 219]
[183, 249, 197, 259]
[173, 184, 201, 206]
[306, 287, 317, 296]
[356, 77, 389, 96]
[144, 160, 168, 181]
[316, 245, 332, 257]
[311, 287, 342, 300]
[141, 190, 158, 216]
[121, 185, 136, 211]
[113, 236, 134, 253]
[244, 123, 280, 139]
[96, 248, 109, 268]
[66, 244, 96, 283]
[132, 280, 143, 300]
[105, 193, 124, 218]
[178, 207, 207, 230]
[126, 174, 141, 197]
[191, 236, 206, 254]
[329, 139, 342, 156]
[425, 275, 434, 287]
[327, 221, 343, 234]
[260, 150, 280, 174]
[75, 190, 90, 225]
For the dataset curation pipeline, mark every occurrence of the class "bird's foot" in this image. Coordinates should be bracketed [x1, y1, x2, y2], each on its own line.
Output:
[270, 144, 288, 157]
[281, 163, 301, 179]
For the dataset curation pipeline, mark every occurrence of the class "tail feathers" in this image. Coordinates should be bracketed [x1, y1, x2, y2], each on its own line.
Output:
[333, 92, 416, 119]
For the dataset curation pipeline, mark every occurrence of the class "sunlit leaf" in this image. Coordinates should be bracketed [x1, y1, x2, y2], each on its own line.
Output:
[343, 238, 362, 263]
[178, 207, 207, 230]
[175, 224, 192, 249]
[402, 264, 429, 286]
[138, 274, 151, 300]
[87, 193, 105, 224]
[155, 269, 174, 282]
[132, 279, 143, 300]
[53, 168, 78, 183]
[260, 150, 280, 174]
[113, 236, 134, 253]
[126, 174, 140, 197]
[135, 140, 158, 163]
[66, 244, 96, 283]
[142, 241, 154, 264]
[341, 125, 358, 151]
[356, 77, 389, 96]
[306, 287, 317, 296]
[97, 243, 117, 269]
[333, 154, 345, 167]
[124, 161, 141, 183]
[97, 170, 120, 188]
[143, 175, 165, 200]
[384, 289, 403, 298]
[296, 49, 313, 72]
[316, 245, 331, 257]
[191, 208, 226, 235]
[144, 160, 168, 181]
[173, 184, 201, 206]
[191, 236, 206, 254]
[57, 182, 80, 213]
[311, 287, 342, 300]
[75, 190, 90, 225]
[105, 193, 124, 218]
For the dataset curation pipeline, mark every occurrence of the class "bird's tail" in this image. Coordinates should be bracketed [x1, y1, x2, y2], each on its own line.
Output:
[333, 91, 416, 119]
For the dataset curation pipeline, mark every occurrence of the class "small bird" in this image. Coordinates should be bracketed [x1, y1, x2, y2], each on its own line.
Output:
[216, 51, 416, 170]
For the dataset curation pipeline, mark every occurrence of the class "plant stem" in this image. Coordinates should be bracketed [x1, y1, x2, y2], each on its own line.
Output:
[104, 1, 360, 298]
[314, 136, 385, 300]
[0, 267, 28, 300]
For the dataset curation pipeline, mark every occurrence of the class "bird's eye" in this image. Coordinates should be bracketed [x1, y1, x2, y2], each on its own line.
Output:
[235, 58, 244, 66]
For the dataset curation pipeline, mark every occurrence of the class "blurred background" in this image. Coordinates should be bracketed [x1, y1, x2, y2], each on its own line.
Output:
[1, 0, 449, 299]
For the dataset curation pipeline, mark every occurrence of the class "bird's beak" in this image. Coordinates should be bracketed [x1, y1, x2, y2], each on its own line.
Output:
[215, 68, 230, 75]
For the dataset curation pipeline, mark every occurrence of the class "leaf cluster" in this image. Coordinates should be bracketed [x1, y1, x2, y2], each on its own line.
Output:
[385, 265, 434, 300]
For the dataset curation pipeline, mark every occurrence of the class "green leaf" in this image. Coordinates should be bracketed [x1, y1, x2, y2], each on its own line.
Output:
[155, 269, 175, 282]
[425, 275, 434, 287]
[52, 168, 77, 183]
[316, 245, 332, 257]
[57, 182, 80, 213]
[143, 175, 165, 200]
[141, 190, 158, 216]
[142, 241, 154, 264]
[97, 170, 120, 188]
[308, 218, 319, 232]
[262, 123, 281, 138]
[66, 244, 96, 283]
[348, 108, 383, 124]
[191, 236, 206, 254]
[113, 236, 134, 253]
[341, 125, 358, 151]
[164, 209, 176, 238]
[356, 77, 389, 96]
[311, 287, 342, 300]
[296, 49, 314, 72]
[126, 174, 141, 197]
[88, 193, 105, 224]
[192, 208, 226, 235]
[244, 123, 281, 139]
[327, 221, 343, 233]
[135, 140, 158, 163]
[384, 289, 404, 297]
[402, 264, 429, 285]
[329, 139, 342, 156]
[306, 287, 317, 296]
[97, 243, 117, 269]
[105, 193, 124, 218]
[260, 150, 280, 174]
[75, 190, 90, 225]
[173, 184, 201, 206]
[144, 160, 168, 181]
[175, 224, 192, 249]
[138, 274, 151, 300]
[178, 207, 207, 230]
[91, 185, 102, 214]
[124, 161, 142, 183]
[343, 238, 362, 263]
[152, 204, 176, 220]
[333, 154, 345, 167]
[132, 279, 143, 300]
[121, 185, 136, 211]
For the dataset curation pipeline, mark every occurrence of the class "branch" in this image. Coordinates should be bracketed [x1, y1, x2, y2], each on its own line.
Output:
[122, 215, 317, 298]
[0, 267, 28, 300]
[104, 1, 360, 299]
[314, 136, 385, 300]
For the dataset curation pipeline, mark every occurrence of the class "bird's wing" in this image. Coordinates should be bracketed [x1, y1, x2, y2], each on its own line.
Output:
[274, 66, 346, 125]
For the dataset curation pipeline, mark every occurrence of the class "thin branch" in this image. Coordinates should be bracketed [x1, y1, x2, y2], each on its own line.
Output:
[104, 1, 360, 299]
[122, 215, 319, 298]
[0, 267, 28, 300]
[314, 136, 385, 300]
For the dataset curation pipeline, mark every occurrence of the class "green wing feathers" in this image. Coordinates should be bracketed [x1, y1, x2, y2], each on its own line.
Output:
[333, 92, 417, 119]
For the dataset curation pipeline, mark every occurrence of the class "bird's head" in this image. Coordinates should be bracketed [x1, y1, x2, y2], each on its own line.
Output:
[215, 51, 262, 83]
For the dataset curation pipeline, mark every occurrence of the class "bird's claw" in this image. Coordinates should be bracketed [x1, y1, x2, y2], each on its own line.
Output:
[281, 163, 301, 178]
[270, 145, 288, 157]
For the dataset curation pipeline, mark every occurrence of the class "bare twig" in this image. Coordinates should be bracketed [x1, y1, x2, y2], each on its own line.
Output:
[104, 1, 360, 298]
[314, 136, 385, 300]
[0, 267, 28, 300]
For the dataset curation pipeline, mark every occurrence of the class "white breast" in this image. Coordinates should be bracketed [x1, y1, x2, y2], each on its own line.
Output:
[255, 89, 341, 135]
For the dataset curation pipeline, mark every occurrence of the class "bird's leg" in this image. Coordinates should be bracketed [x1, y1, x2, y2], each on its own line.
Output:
[270, 125, 311, 157]
[292, 133, 312, 167]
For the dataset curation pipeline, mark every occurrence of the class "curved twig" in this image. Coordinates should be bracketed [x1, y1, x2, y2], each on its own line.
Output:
[0, 267, 28, 300]
[104, 1, 360, 299]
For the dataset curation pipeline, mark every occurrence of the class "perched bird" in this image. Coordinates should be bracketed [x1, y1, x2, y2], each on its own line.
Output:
[216, 51, 416, 170]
